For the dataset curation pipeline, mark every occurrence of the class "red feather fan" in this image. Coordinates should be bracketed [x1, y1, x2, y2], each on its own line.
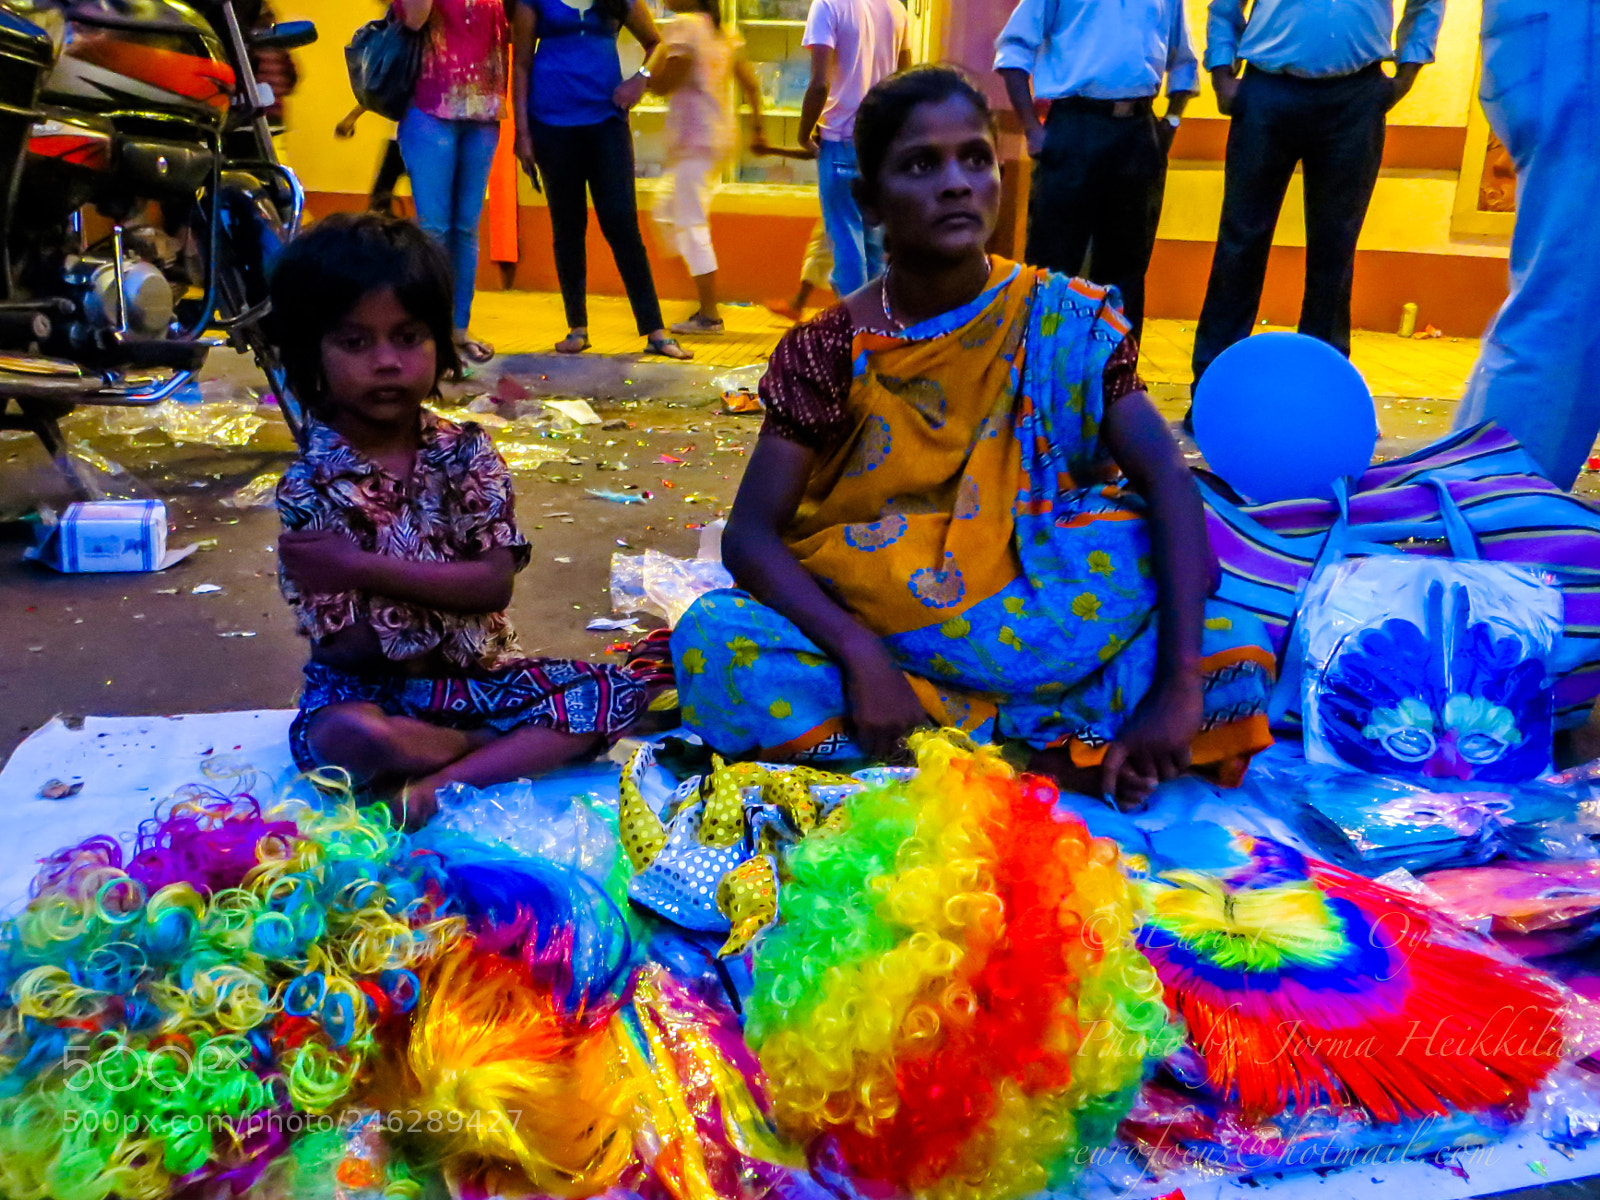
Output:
[1138, 839, 1572, 1123]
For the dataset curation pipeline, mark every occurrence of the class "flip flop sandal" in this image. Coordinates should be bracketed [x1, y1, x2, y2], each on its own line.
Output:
[555, 333, 591, 354]
[670, 314, 725, 335]
[645, 335, 692, 360]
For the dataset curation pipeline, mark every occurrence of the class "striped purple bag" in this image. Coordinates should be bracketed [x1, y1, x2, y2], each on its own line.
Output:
[1199, 423, 1600, 729]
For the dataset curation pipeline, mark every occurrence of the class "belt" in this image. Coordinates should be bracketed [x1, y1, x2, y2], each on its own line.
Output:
[1245, 62, 1386, 83]
[1049, 95, 1155, 119]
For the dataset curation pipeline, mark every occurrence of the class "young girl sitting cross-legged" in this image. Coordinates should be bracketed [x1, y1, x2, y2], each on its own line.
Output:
[269, 212, 645, 828]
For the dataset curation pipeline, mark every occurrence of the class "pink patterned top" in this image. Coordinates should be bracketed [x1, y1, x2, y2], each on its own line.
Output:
[412, 0, 509, 122]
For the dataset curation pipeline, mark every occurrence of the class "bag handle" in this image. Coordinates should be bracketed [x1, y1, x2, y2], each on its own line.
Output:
[1428, 476, 1481, 560]
[1312, 475, 1479, 575]
[1267, 474, 1480, 729]
[1304, 476, 1356, 581]
[1266, 477, 1353, 728]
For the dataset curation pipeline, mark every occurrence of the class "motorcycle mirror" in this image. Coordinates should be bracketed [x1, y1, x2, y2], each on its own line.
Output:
[251, 20, 317, 50]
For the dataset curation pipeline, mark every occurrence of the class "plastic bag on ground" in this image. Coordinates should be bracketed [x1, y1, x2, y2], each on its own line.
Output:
[1239, 742, 1590, 875]
[85, 398, 269, 447]
[220, 470, 281, 509]
[610, 548, 733, 628]
[711, 365, 763, 395]
[429, 774, 620, 883]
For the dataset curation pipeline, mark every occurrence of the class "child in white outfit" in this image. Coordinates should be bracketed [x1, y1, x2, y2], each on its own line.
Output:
[647, 0, 766, 334]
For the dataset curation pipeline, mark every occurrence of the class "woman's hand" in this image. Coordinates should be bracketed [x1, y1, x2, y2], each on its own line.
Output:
[841, 639, 930, 761]
[613, 72, 649, 111]
[514, 126, 538, 179]
[722, 434, 931, 762]
[1100, 675, 1202, 807]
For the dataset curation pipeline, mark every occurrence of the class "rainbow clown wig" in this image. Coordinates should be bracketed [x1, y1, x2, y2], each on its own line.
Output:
[744, 732, 1174, 1200]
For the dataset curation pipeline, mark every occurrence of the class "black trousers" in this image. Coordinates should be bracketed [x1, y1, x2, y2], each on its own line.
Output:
[369, 139, 407, 215]
[530, 115, 665, 335]
[1025, 101, 1168, 341]
[1191, 64, 1391, 386]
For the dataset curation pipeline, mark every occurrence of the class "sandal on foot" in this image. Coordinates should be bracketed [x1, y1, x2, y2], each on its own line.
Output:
[645, 335, 692, 360]
[670, 313, 725, 335]
[555, 332, 591, 354]
[455, 336, 495, 364]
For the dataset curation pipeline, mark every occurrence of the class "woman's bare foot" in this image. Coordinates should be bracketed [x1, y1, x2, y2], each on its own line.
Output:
[392, 727, 606, 830]
[555, 329, 591, 354]
[392, 779, 441, 831]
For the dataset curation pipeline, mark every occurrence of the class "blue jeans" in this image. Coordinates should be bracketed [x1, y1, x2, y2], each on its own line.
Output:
[397, 107, 501, 331]
[1456, 0, 1600, 489]
[817, 138, 883, 297]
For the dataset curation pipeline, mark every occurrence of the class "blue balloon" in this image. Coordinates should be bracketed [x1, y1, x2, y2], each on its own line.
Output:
[1193, 332, 1377, 504]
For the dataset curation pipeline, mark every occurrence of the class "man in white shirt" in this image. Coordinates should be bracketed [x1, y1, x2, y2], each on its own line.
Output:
[1455, 1, 1600, 491]
[995, 0, 1198, 341]
[799, 0, 912, 298]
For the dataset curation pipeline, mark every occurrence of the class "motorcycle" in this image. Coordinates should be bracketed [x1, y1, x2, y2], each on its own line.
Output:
[0, 0, 315, 497]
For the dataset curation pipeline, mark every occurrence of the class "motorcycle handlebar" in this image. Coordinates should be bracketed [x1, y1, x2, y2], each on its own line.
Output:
[251, 20, 317, 51]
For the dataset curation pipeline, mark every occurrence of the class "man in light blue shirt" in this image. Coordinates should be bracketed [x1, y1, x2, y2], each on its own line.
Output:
[1190, 0, 1444, 397]
[994, 0, 1198, 340]
[1206, 0, 1444, 81]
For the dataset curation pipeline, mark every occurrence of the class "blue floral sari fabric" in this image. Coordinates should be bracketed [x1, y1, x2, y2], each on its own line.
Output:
[673, 264, 1276, 765]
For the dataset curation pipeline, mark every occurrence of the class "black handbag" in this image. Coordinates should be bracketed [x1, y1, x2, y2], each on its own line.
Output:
[345, 12, 423, 121]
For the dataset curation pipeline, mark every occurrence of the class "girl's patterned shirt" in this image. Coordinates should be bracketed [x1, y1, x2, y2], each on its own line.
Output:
[276, 411, 531, 670]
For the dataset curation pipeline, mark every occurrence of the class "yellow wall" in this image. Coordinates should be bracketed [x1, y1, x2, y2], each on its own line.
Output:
[1157, 166, 1504, 260]
[276, 0, 403, 197]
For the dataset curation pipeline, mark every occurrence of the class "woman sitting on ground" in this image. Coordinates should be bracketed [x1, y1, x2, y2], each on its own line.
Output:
[670, 66, 1277, 805]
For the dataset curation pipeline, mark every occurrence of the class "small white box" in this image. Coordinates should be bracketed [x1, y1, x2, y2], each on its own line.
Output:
[26, 500, 195, 573]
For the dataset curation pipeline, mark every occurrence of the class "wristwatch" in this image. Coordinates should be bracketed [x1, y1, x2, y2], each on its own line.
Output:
[637, 66, 653, 81]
